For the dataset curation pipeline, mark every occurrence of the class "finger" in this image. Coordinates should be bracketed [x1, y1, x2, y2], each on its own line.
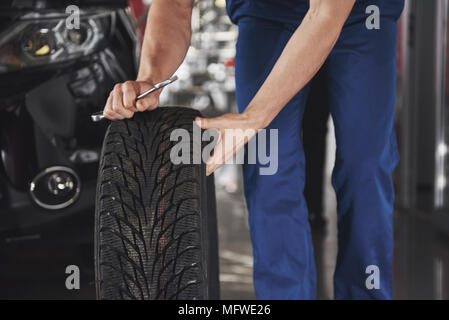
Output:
[195, 116, 233, 130]
[136, 94, 159, 112]
[111, 84, 125, 119]
[206, 134, 226, 176]
[206, 150, 227, 175]
[103, 93, 120, 121]
[122, 81, 138, 111]
[112, 84, 134, 119]
[206, 161, 225, 176]
[195, 116, 215, 130]
[206, 130, 248, 176]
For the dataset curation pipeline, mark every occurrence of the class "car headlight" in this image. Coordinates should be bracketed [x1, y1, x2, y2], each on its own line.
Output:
[0, 10, 113, 73]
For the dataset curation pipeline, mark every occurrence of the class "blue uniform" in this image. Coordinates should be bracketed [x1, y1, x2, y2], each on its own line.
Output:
[226, 0, 404, 299]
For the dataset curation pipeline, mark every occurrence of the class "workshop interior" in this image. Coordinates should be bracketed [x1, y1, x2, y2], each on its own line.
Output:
[0, 0, 448, 300]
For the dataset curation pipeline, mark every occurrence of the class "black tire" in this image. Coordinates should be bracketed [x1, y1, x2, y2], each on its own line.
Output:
[94, 107, 219, 300]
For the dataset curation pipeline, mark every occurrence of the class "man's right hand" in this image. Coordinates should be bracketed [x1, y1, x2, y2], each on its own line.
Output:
[103, 0, 194, 121]
[103, 80, 160, 121]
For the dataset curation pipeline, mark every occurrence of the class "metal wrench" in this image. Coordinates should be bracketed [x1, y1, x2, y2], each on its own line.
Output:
[90, 75, 178, 122]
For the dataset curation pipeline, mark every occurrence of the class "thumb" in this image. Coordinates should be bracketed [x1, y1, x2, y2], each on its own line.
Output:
[195, 116, 224, 130]
[136, 94, 159, 111]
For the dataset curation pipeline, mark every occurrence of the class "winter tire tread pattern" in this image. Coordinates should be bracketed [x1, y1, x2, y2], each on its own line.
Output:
[95, 107, 219, 300]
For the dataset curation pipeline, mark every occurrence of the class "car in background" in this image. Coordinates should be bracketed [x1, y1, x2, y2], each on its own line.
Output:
[0, 0, 142, 299]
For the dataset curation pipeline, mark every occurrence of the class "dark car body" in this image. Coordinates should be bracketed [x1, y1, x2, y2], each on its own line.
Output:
[0, 0, 139, 298]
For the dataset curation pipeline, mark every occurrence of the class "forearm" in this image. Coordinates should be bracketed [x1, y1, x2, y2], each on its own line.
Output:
[244, 0, 354, 128]
[137, 0, 193, 83]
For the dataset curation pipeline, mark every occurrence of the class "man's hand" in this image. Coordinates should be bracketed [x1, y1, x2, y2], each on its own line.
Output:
[103, 80, 160, 121]
[195, 0, 355, 175]
[104, 0, 194, 121]
[195, 112, 263, 176]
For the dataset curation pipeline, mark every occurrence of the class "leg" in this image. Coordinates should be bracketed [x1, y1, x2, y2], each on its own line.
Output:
[327, 18, 400, 299]
[303, 67, 331, 228]
[235, 17, 315, 299]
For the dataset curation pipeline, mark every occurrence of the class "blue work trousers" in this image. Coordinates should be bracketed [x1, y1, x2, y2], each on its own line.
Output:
[235, 14, 400, 300]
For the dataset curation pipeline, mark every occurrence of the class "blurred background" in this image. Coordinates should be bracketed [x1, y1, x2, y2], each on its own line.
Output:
[0, 0, 448, 299]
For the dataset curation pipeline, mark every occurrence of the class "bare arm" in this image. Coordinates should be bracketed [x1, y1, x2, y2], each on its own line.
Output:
[137, 0, 194, 83]
[197, 0, 356, 175]
[103, 0, 194, 120]
[243, 0, 356, 128]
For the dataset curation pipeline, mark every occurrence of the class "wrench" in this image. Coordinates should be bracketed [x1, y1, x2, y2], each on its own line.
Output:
[91, 75, 178, 122]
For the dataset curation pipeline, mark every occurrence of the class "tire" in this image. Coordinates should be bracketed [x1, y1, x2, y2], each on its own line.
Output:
[94, 107, 219, 300]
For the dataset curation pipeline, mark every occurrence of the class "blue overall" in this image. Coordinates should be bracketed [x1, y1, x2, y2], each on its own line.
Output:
[226, 0, 404, 299]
